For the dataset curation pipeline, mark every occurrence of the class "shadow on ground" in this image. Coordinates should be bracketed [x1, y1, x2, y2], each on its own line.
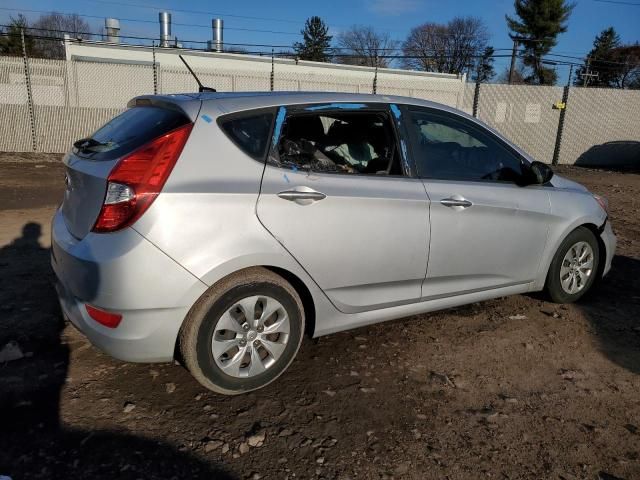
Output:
[0, 223, 236, 479]
[577, 254, 640, 375]
[575, 141, 640, 173]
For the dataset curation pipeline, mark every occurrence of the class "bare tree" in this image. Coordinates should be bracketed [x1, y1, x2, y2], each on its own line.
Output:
[609, 44, 640, 89]
[31, 13, 91, 59]
[335, 25, 398, 68]
[402, 16, 489, 75]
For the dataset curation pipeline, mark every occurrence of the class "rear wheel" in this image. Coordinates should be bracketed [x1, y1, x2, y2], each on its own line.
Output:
[545, 227, 600, 303]
[179, 268, 305, 395]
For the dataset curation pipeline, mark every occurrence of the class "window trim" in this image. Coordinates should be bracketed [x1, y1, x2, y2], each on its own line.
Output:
[217, 107, 277, 162]
[265, 103, 411, 178]
[404, 105, 530, 185]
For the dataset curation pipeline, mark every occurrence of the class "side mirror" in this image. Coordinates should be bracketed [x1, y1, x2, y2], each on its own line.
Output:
[528, 161, 554, 185]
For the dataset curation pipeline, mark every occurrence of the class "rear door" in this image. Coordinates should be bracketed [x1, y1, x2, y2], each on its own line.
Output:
[256, 103, 430, 313]
[404, 106, 551, 298]
[61, 103, 193, 239]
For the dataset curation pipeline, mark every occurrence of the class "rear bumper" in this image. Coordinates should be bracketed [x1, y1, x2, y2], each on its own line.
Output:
[601, 220, 616, 277]
[51, 209, 207, 362]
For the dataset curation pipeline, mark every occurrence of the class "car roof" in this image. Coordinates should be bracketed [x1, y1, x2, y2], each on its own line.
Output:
[192, 91, 457, 113]
[137, 91, 461, 116]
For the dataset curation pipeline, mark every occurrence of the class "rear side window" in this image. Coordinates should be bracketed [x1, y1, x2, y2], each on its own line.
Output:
[268, 109, 404, 176]
[219, 110, 275, 160]
[74, 106, 190, 161]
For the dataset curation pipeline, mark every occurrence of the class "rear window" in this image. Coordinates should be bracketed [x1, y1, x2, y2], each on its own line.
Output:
[218, 110, 275, 160]
[73, 106, 190, 161]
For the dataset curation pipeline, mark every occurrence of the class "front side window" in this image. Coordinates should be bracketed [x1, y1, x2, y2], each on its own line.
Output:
[269, 108, 403, 176]
[408, 108, 524, 183]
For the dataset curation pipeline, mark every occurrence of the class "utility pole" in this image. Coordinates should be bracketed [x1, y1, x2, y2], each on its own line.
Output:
[580, 56, 599, 87]
[508, 38, 518, 84]
[507, 36, 527, 84]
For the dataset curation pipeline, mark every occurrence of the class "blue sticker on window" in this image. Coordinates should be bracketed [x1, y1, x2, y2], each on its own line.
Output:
[390, 104, 401, 120]
[305, 103, 367, 111]
[201, 114, 213, 123]
[272, 107, 287, 145]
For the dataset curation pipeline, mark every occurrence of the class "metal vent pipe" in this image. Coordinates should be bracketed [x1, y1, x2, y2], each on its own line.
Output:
[159, 12, 172, 48]
[105, 18, 120, 43]
[212, 18, 223, 52]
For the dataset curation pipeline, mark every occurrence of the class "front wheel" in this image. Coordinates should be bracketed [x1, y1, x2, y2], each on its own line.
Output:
[545, 227, 600, 303]
[179, 268, 305, 395]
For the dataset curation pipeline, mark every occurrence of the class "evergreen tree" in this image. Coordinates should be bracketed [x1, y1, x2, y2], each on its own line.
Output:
[472, 46, 496, 83]
[506, 0, 574, 85]
[0, 15, 37, 57]
[294, 16, 332, 62]
[575, 27, 621, 87]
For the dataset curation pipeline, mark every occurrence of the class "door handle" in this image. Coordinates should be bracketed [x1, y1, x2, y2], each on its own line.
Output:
[440, 197, 473, 208]
[277, 189, 327, 202]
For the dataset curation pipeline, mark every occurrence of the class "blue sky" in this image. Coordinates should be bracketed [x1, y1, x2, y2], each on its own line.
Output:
[1, 0, 639, 81]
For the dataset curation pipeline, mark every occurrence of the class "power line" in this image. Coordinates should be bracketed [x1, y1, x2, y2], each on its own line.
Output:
[593, 0, 640, 5]
[0, 7, 303, 36]
[84, 0, 305, 25]
[5, 24, 639, 69]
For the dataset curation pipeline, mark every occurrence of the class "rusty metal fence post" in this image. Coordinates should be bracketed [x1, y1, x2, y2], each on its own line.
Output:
[472, 81, 481, 118]
[551, 66, 573, 166]
[152, 43, 158, 94]
[270, 49, 274, 92]
[20, 28, 37, 151]
[372, 62, 378, 94]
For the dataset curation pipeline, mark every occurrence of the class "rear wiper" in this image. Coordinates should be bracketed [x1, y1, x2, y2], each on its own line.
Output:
[73, 137, 109, 150]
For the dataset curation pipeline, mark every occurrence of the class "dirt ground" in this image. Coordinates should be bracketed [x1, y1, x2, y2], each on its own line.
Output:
[0, 154, 639, 480]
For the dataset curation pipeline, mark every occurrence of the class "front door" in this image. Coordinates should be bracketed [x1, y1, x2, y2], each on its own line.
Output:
[404, 106, 551, 298]
[256, 103, 430, 313]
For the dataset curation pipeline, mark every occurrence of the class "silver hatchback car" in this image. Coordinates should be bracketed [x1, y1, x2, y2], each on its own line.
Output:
[52, 92, 616, 394]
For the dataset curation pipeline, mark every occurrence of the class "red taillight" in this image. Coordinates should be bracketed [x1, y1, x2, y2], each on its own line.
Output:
[85, 304, 122, 329]
[92, 123, 193, 233]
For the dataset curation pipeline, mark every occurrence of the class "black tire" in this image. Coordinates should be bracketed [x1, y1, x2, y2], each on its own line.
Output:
[179, 267, 305, 395]
[545, 226, 600, 304]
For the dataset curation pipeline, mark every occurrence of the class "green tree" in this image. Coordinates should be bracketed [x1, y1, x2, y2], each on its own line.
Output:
[294, 16, 332, 62]
[0, 15, 37, 57]
[576, 29, 640, 88]
[575, 27, 620, 87]
[506, 0, 574, 85]
[472, 46, 496, 83]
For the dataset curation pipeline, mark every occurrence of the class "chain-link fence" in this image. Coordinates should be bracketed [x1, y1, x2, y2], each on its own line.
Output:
[477, 84, 564, 164]
[558, 87, 640, 166]
[1, 53, 639, 166]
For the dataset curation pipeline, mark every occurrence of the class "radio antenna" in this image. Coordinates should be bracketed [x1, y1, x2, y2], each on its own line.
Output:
[178, 54, 216, 92]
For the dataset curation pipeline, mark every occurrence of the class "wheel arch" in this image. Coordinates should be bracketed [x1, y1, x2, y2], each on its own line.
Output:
[175, 262, 320, 361]
[263, 266, 317, 339]
[579, 222, 607, 282]
[540, 221, 607, 290]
